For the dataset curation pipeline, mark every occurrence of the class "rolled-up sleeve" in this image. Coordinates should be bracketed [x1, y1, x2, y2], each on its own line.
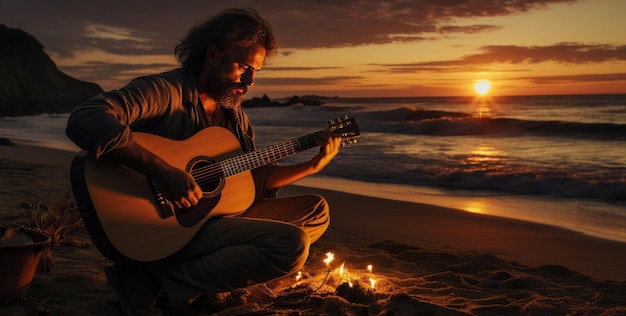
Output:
[65, 95, 134, 160]
[252, 164, 279, 199]
[65, 76, 172, 160]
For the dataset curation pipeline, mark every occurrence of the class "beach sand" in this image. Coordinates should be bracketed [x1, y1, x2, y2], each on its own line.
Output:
[1, 143, 625, 315]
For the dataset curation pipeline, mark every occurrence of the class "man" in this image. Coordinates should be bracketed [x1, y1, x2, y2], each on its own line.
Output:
[66, 8, 341, 315]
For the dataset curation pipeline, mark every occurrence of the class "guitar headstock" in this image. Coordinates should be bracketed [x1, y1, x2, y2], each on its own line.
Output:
[327, 115, 361, 147]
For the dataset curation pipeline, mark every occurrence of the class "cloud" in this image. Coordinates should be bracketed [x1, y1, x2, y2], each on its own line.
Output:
[438, 25, 502, 34]
[59, 61, 176, 83]
[460, 43, 626, 64]
[264, 66, 343, 71]
[376, 43, 626, 72]
[80, 24, 168, 55]
[263, 0, 579, 48]
[514, 73, 626, 85]
[256, 76, 363, 86]
[0, 0, 580, 57]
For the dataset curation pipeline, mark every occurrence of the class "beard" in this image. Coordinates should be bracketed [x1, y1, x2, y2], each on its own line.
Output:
[207, 71, 248, 109]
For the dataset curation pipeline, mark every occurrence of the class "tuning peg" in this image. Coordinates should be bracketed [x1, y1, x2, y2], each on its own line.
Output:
[340, 138, 358, 147]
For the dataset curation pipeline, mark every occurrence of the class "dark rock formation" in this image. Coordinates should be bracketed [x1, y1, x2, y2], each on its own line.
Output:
[0, 24, 103, 117]
[241, 94, 285, 108]
[242, 94, 327, 108]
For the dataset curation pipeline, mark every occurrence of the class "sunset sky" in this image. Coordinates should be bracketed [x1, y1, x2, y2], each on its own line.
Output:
[2, 0, 626, 98]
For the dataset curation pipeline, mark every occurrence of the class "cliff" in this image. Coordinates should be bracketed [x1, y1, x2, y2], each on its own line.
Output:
[0, 24, 103, 117]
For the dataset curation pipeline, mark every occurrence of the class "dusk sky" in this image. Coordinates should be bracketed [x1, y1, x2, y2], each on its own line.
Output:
[2, 0, 626, 98]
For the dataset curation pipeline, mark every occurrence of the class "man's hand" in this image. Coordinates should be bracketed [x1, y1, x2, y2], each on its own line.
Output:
[155, 165, 203, 209]
[108, 141, 203, 209]
[310, 131, 342, 173]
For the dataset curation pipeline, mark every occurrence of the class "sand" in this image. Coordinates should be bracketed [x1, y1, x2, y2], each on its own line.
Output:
[1, 143, 625, 315]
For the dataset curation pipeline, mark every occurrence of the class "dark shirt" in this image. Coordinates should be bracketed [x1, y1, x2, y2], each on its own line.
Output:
[65, 68, 277, 199]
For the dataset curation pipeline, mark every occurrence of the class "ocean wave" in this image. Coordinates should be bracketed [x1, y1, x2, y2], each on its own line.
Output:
[351, 107, 626, 140]
[426, 170, 626, 201]
[319, 155, 626, 203]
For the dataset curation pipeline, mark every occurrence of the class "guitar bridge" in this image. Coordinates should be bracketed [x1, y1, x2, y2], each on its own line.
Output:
[149, 179, 174, 219]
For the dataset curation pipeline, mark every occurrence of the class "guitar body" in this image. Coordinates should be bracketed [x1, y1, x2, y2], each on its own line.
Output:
[70, 127, 255, 263]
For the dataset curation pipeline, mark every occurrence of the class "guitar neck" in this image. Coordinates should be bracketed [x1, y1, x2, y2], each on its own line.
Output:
[220, 130, 322, 177]
[189, 117, 358, 185]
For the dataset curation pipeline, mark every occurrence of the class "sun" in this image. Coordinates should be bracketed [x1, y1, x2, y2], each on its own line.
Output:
[473, 80, 491, 95]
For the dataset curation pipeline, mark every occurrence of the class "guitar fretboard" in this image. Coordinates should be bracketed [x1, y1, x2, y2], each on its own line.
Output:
[221, 131, 322, 176]
[191, 131, 322, 186]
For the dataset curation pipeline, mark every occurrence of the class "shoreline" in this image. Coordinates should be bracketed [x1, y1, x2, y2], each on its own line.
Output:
[289, 177, 626, 244]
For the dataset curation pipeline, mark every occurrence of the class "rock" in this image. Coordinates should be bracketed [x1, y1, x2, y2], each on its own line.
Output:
[0, 24, 103, 117]
[242, 94, 327, 108]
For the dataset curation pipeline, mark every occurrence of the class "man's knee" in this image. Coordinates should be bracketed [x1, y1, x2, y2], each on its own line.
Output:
[306, 194, 330, 242]
[276, 225, 310, 274]
[312, 194, 330, 218]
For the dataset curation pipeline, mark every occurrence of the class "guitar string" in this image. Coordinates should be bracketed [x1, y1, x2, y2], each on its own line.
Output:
[190, 132, 320, 183]
[190, 132, 322, 185]
[189, 120, 356, 185]
[190, 136, 316, 185]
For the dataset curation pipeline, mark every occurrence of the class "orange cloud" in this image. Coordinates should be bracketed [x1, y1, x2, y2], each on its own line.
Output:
[377, 43, 626, 71]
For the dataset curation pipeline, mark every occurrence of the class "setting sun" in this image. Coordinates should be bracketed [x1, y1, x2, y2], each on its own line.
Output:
[474, 80, 491, 95]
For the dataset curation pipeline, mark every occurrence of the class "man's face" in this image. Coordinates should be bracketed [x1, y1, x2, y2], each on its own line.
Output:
[207, 43, 266, 109]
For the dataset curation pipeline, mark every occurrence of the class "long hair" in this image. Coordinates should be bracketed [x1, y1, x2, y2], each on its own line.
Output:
[175, 8, 277, 71]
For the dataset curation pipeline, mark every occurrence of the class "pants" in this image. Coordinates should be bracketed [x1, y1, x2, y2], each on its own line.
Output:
[147, 194, 330, 305]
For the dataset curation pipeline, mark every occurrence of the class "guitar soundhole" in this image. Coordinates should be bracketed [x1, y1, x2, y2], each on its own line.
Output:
[187, 156, 225, 198]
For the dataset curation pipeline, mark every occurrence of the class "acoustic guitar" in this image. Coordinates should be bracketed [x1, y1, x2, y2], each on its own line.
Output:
[70, 116, 360, 262]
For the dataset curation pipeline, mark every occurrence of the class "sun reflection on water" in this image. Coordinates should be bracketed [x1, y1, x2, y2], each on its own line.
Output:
[463, 146, 506, 172]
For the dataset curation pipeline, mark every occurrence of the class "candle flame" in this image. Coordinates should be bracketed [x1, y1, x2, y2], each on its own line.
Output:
[324, 252, 334, 267]
[367, 264, 373, 273]
[295, 271, 302, 282]
[369, 278, 376, 289]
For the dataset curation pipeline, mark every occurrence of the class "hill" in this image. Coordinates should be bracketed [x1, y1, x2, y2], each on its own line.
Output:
[0, 24, 103, 117]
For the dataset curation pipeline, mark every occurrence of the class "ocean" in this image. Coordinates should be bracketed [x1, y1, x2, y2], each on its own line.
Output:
[2, 94, 625, 243]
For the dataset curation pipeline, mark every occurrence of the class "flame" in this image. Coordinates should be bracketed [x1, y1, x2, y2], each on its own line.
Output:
[324, 252, 334, 268]
[367, 264, 373, 273]
[369, 278, 376, 289]
[295, 271, 302, 282]
[339, 262, 345, 275]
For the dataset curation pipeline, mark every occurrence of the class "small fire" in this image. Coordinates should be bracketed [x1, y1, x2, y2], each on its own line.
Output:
[324, 252, 334, 268]
[369, 278, 377, 289]
[295, 271, 302, 282]
[315, 252, 381, 292]
[367, 264, 376, 289]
